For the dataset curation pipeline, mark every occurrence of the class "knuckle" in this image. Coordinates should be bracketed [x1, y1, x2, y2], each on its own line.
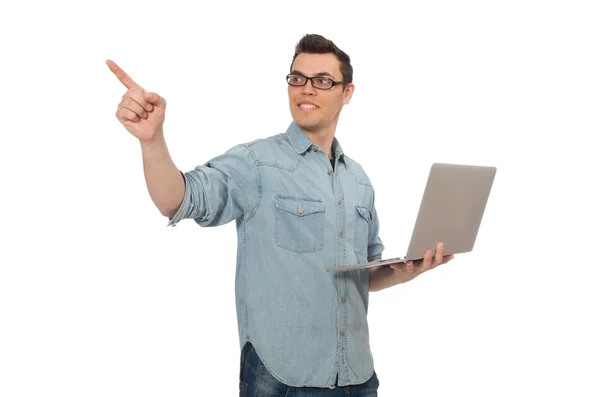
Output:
[124, 88, 138, 101]
[123, 109, 136, 121]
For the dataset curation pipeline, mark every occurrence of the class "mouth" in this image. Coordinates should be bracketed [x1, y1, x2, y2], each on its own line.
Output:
[297, 103, 319, 112]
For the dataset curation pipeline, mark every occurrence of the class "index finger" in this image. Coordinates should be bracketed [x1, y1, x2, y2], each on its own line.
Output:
[106, 59, 138, 89]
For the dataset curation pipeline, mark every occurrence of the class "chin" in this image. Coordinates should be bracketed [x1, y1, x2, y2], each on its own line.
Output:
[292, 113, 320, 132]
[294, 119, 321, 133]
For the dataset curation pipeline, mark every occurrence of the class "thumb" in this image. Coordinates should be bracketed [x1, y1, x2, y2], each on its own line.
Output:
[143, 90, 167, 109]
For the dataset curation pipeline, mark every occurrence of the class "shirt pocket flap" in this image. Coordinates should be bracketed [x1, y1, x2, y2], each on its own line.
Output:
[355, 205, 372, 223]
[275, 197, 325, 217]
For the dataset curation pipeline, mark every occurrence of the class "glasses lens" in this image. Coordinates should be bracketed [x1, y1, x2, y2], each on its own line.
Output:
[287, 74, 307, 86]
[312, 77, 333, 89]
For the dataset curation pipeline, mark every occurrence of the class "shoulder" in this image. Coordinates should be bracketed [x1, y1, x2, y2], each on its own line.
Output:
[238, 132, 288, 153]
[212, 132, 286, 164]
[343, 155, 374, 188]
[236, 132, 298, 170]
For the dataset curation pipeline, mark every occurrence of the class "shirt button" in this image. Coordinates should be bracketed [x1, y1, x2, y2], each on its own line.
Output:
[297, 207, 304, 214]
[311, 145, 317, 151]
[340, 330, 345, 337]
[337, 200, 342, 205]
[341, 297, 346, 303]
[328, 170, 333, 175]
[339, 231, 344, 237]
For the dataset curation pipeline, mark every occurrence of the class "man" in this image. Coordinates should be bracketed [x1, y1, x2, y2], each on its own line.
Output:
[107, 34, 453, 396]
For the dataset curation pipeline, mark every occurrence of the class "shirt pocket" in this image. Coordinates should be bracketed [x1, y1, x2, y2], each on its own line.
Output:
[274, 196, 325, 253]
[354, 205, 372, 262]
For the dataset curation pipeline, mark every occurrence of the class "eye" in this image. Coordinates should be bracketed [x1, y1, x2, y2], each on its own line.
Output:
[313, 77, 333, 88]
[289, 75, 305, 84]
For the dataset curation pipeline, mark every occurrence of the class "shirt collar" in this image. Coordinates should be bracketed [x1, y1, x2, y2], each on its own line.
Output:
[286, 121, 346, 162]
[332, 137, 345, 161]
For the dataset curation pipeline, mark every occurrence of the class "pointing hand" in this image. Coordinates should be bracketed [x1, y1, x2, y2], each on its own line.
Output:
[107, 59, 167, 141]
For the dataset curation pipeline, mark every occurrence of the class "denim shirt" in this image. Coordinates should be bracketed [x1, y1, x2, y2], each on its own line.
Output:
[168, 122, 385, 388]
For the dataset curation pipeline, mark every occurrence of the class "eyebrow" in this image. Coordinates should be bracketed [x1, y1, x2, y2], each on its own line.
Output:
[290, 70, 337, 79]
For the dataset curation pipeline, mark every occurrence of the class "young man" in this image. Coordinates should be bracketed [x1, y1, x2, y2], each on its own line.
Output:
[107, 34, 453, 396]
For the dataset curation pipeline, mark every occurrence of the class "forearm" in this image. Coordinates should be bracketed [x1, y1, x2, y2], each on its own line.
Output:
[140, 131, 185, 218]
[369, 266, 400, 292]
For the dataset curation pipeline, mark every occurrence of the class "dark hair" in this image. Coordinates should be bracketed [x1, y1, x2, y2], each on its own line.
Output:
[290, 34, 353, 84]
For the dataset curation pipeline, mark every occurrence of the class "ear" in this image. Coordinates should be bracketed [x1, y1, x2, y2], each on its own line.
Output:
[342, 83, 355, 104]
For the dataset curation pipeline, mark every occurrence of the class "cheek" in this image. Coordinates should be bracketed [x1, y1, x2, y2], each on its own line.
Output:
[326, 99, 344, 114]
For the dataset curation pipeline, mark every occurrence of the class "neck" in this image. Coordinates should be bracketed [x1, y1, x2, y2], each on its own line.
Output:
[308, 132, 335, 159]
[299, 123, 337, 160]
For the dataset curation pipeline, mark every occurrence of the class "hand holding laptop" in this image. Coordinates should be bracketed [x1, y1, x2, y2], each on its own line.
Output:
[327, 163, 496, 274]
[387, 242, 455, 283]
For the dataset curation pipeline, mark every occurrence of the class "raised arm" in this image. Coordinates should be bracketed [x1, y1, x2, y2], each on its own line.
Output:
[107, 59, 184, 218]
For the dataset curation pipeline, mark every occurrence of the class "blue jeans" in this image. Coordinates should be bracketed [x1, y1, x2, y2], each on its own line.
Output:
[239, 343, 379, 396]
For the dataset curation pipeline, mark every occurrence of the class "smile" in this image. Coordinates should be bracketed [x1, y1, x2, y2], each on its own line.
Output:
[298, 103, 318, 111]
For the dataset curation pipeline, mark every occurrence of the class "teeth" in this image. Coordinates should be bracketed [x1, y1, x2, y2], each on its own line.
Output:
[299, 104, 316, 110]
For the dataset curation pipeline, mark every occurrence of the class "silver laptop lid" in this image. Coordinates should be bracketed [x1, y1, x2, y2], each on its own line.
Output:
[405, 163, 496, 260]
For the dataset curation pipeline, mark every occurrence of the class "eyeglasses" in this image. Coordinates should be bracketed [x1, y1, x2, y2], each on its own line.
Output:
[286, 73, 345, 90]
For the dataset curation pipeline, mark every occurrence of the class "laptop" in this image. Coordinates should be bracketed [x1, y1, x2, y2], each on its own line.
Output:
[327, 162, 497, 273]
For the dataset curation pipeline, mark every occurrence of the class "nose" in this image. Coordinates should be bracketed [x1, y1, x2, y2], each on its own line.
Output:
[301, 79, 317, 96]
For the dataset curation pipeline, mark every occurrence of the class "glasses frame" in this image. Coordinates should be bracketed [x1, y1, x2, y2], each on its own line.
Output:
[286, 73, 346, 90]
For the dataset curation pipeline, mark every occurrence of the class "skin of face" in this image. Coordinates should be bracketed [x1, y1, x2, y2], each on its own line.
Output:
[288, 53, 355, 138]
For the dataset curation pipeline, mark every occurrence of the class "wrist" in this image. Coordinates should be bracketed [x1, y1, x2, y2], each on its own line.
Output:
[140, 129, 166, 148]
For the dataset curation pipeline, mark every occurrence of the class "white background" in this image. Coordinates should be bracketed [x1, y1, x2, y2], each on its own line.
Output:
[1, 0, 599, 396]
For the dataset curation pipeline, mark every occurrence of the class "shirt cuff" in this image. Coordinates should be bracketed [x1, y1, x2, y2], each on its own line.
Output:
[368, 241, 385, 262]
[166, 171, 189, 227]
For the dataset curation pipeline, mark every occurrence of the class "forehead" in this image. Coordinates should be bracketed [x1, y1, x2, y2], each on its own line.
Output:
[291, 53, 342, 78]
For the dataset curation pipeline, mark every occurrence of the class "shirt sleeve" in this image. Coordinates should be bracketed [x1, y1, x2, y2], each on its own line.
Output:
[367, 203, 385, 261]
[167, 145, 260, 227]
